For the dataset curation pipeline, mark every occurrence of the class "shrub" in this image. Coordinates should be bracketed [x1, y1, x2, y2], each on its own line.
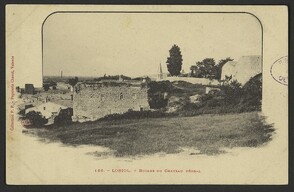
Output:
[178, 78, 260, 116]
[221, 80, 243, 104]
[199, 94, 214, 102]
[242, 73, 262, 107]
[205, 98, 222, 107]
[43, 84, 50, 91]
[148, 93, 169, 109]
[147, 81, 173, 109]
[54, 108, 73, 125]
[25, 111, 48, 127]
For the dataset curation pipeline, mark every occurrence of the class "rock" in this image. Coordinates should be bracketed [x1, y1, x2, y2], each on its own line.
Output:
[189, 94, 201, 103]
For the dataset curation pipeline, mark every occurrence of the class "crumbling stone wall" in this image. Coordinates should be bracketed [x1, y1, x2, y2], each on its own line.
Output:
[72, 82, 150, 122]
[221, 55, 261, 85]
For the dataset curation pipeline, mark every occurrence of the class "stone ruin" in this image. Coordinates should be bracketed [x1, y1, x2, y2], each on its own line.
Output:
[221, 55, 262, 85]
[72, 81, 150, 122]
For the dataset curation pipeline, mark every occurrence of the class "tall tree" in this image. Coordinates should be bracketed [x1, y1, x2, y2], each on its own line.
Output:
[202, 58, 215, 78]
[192, 58, 216, 78]
[166, 44, 183, 76]
[68, 77, 79, 91]
[190, 58, 233, 79]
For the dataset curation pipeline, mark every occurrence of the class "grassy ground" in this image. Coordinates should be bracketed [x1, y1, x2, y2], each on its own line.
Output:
[26, 111, 274, 157]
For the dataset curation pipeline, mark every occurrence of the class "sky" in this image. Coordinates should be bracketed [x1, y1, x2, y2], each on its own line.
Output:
[43, 12, 262, 77]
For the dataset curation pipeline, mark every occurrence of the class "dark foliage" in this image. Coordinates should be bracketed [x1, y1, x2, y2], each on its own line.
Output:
[147, 81, 173, 109]
[166, 44, 183, 76]
[25, 111, 48, 127]
[178, 76, 262, 116]
[68, 77, 79, 87]
[43, 83, 50, 91]
[190, 58, 215, 78]
[43, 80, 57, 87]
[241, 73, 262, 107]
[221, 80, 243, 104]
[54, 108, 73, 125]
[148, 81, 173, 93]
[148, 93, 169, 109]
[190, 57, 233, 80]
[43, 80, 57, 91]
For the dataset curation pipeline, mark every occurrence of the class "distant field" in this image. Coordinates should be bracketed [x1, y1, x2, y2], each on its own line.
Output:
[25, 112, 274, 157]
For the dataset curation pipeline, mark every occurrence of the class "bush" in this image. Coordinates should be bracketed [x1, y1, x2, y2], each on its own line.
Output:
[242, 73, 262, 107]
[54, 108, 73, 125]
[221, 80, 243, 104]
[147, 81, 173, 109]
[25, 111, 48, 127]
[148, 94, 169, 109]
[178, 77, 261, 116]
[43, 84, 50, 91]
[205, 98, 222, 107]
[199, 94, 214, 102]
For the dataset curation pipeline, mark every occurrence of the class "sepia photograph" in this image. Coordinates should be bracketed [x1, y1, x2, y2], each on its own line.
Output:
[5, 5, 288, 185]
[19, 12, 267, 157]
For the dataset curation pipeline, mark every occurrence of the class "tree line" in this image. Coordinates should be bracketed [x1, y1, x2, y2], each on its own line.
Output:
[166, 44, 233, 80]
[190, 57, 233, 80]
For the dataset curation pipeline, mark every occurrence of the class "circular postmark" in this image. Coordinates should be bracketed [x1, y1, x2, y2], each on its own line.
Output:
[270, 56, 288, 86]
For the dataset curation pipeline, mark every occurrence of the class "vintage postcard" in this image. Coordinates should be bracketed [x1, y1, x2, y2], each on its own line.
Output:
[6, 5, 288, 184]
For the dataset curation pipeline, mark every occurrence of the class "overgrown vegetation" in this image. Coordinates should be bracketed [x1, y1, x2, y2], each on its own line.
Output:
[24, 111, 48, 127]
[147, 81, 206, 109]
[146, 76, 261, 116]
[190, 57, 233, 80]
[241, 73, 262, 108]
[43, 80, 57, 91]
[147, 81, 173, 109]
[68, 77, 79, 88]
[23, 73, 269, 157]
[54, 108, 73, 125]
[178, 74, 262, 116]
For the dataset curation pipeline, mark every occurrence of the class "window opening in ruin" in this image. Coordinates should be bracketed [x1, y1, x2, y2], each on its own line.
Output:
[132, 93, 137, 99]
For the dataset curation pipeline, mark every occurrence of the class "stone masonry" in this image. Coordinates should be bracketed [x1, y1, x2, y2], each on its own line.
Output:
[72, 81, 150, 122]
